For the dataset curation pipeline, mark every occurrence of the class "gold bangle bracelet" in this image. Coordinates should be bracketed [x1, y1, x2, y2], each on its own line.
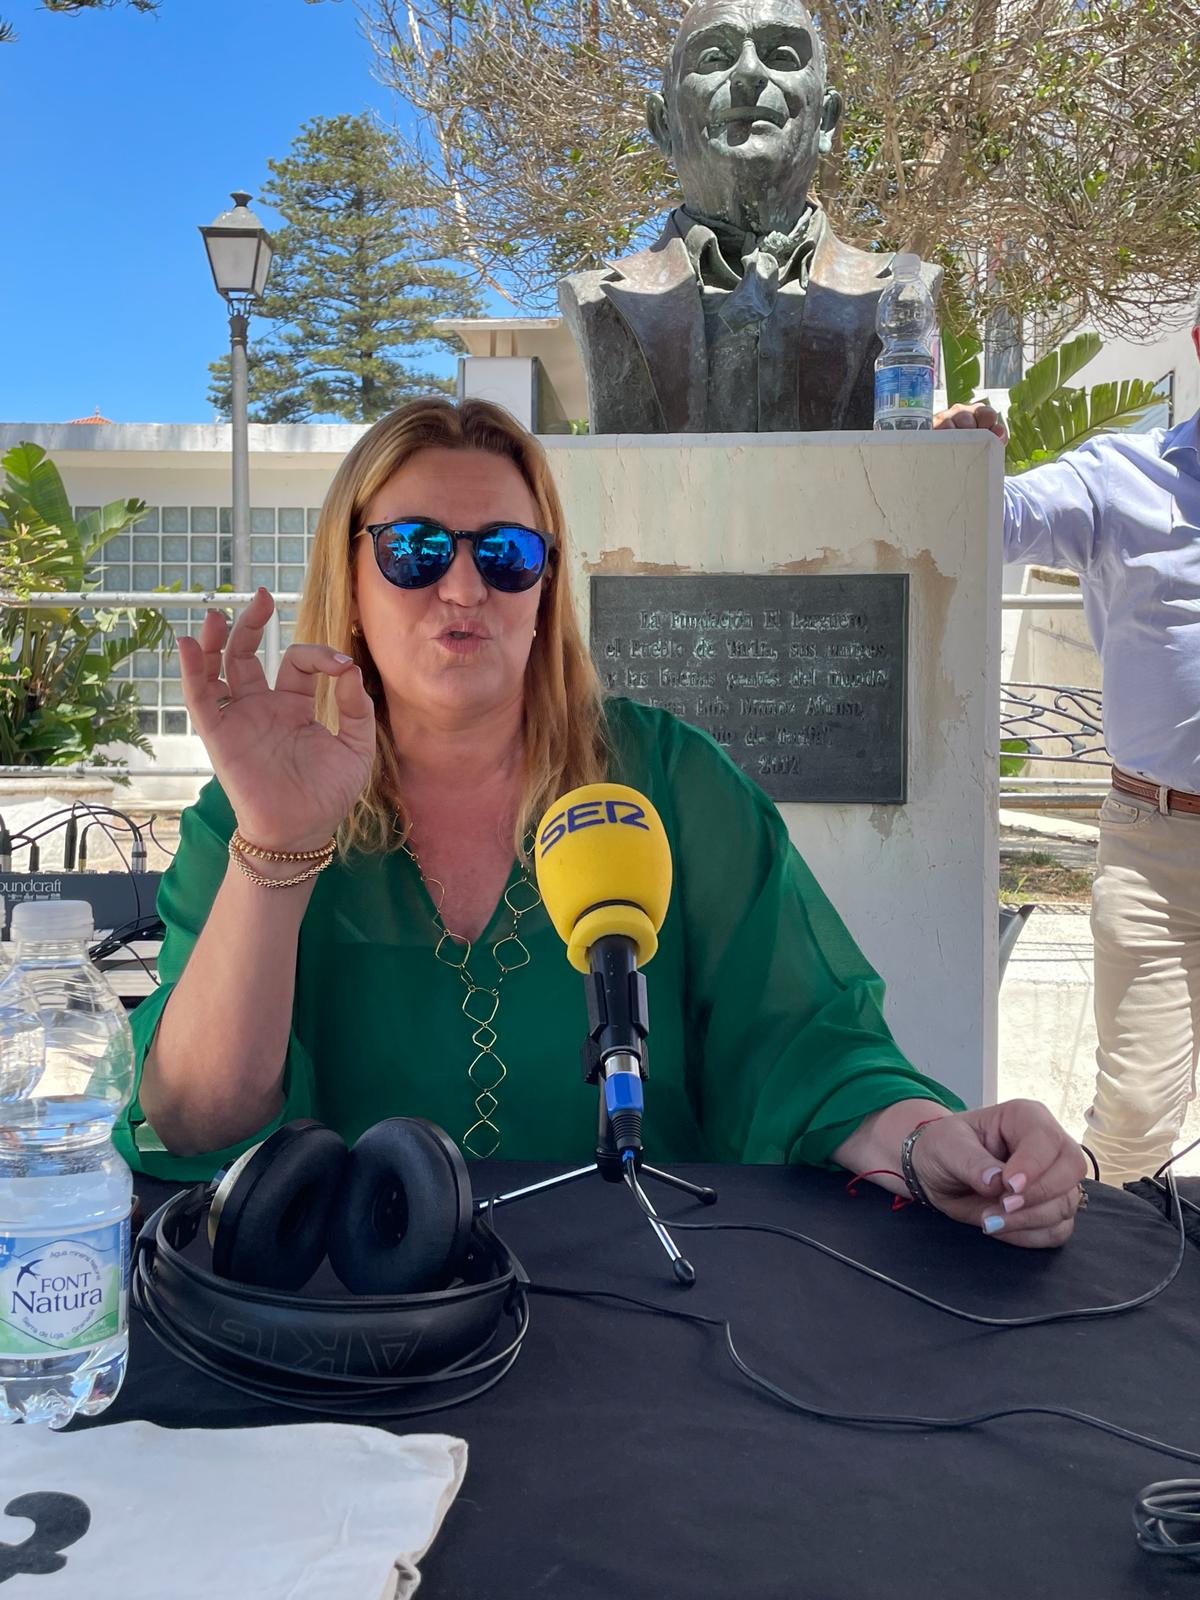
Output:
[230, 829, 336, 863]
[227, 840, 333, 889]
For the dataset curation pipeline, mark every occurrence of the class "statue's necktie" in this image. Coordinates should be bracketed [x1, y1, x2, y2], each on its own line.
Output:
[717, 229, 802, 331]
[684, 207, 817, 333]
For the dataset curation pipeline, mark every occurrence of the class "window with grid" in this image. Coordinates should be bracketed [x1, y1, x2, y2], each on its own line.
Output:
[81, 505, 320, 738]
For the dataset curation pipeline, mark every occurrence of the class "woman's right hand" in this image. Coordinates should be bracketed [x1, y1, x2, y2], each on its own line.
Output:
[178, 588, 377, 852]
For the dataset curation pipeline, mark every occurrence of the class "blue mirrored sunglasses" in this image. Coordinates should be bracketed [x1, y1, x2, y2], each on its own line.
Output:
[358, 518, 550, 593]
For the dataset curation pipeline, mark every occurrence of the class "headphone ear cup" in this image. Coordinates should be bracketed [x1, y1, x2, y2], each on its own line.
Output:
[326, 1118, 473, 1296]
[209, 1120, 349, 1291]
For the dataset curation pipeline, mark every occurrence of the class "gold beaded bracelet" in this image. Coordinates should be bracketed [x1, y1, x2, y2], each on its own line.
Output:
[227, 837, 335, 889]
[230, 829, 336, 863]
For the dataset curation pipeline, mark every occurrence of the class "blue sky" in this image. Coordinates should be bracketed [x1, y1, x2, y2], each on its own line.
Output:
[1, 0, 472, 423]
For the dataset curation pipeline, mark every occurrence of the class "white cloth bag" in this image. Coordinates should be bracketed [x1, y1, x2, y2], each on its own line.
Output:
[0, 1420, 467, 1599]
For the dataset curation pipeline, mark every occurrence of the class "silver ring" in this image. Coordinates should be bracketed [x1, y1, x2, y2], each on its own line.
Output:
[215, 695, 234, 711]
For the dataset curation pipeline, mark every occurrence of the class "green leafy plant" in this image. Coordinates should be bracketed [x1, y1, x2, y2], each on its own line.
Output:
[0, 443, 172, 769]
[999, 737, 1029, 778]
[1004, 334, 1162, 473]
[939, 325, 1162, 474]
[941, 321, 984, 411]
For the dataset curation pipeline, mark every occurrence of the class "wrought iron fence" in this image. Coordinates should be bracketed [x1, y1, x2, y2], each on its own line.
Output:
[998, 591, 1107, 807]
[1001, 683, 1107, 766]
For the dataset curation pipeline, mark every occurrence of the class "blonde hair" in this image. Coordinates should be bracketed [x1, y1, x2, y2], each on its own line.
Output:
[296, 396, 609, 857]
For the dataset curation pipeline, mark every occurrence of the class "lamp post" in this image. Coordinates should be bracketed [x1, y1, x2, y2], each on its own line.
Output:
[199, 190, 274, 655]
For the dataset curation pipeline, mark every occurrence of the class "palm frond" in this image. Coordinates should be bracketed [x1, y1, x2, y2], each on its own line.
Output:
[78, 498, 147, 560]
[940, 322, 983, 409]
[0, 444, 75, 550]
[1008, 334, 1102, 417]
[1008, 377, 1162, 474]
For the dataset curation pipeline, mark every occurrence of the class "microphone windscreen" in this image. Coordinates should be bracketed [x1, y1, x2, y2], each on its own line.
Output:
[534, 783, 672, 972]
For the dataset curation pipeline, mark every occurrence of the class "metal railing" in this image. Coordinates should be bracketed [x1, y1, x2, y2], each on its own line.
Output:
[999, 589, 1108, 807]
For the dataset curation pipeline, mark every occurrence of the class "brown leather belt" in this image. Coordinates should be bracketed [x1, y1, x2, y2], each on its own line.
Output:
[1111, 766, 1200, 815]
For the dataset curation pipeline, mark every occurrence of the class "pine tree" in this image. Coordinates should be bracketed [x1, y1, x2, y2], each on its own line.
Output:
[208, 114, 479, 423]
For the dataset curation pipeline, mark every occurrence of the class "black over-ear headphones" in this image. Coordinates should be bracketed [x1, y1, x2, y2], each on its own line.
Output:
[132, 1117, 529, 1417]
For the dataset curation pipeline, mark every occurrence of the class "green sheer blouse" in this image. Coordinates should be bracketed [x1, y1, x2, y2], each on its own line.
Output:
[115, 697, 962, 1180]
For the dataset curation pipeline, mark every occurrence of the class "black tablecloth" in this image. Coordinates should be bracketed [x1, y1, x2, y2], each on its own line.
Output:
[97, 1164, 1200, 1600]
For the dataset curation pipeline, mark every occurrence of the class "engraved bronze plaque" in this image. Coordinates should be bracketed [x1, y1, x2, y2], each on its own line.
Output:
[590, 574, 908, 803]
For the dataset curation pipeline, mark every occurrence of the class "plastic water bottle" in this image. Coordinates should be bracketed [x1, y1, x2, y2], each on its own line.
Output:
[874, 252, 936, 431]
[0, 901, 135, 1426]
[0, 938, 44, 1103]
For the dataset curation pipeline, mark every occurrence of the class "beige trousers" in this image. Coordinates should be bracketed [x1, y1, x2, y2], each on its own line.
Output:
[1084, 789, 1200, 1185]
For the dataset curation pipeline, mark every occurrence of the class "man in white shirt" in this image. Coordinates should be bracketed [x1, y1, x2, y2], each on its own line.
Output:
[936, 307, 1200, 1185]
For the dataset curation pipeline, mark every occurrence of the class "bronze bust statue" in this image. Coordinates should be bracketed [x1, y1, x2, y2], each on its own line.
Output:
[558, 0, 941, 433]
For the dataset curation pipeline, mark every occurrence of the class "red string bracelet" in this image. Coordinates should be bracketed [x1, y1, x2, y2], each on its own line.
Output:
[844, 1114, 949, 1211]
[844, 1169, 912, 1210]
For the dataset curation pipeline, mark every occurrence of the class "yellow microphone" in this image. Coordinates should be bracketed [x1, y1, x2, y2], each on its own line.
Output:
[534, 784, 672, 1169]
[534, 784, 672, 973]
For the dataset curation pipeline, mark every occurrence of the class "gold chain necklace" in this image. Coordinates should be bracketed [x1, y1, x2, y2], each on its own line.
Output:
[399, 826, 540, 1158]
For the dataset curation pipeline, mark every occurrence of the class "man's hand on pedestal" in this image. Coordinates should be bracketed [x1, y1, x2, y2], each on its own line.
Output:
[933, 401, 1008, 442]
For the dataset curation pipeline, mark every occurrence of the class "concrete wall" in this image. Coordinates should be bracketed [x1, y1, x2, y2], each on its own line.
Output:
[458, 358, 538, 431]
[546, 432, 1005, 1108]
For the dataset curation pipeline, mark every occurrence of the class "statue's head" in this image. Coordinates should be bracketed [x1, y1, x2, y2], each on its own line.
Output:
[646, 0, 841, 233]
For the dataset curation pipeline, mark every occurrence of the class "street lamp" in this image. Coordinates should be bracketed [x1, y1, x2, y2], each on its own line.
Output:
[199, 190, 274, 603]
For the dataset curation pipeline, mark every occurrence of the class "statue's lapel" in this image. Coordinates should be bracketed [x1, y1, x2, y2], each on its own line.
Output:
[601, 222, 707, 433]
[796, 227, 889, 428]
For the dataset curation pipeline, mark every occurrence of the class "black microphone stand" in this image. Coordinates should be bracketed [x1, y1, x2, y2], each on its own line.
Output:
[477, 935, 718, 1285]
[477, 1105, 717, 1285]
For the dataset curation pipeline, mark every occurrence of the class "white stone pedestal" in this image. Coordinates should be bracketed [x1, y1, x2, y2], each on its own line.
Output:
[547, 432, 1004, 1108]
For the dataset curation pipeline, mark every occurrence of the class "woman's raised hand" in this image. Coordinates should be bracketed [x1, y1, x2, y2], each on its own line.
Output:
[177, 588, 377, 852]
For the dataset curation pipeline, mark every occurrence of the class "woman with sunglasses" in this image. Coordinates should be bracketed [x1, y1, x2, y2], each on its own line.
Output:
[120, 397, 1087, 1247]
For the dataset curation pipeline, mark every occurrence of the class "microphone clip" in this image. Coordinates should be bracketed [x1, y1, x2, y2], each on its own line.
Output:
[580, 934, 650, 1085]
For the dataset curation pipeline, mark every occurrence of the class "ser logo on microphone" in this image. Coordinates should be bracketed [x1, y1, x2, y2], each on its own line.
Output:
[538, 798, 650, 858]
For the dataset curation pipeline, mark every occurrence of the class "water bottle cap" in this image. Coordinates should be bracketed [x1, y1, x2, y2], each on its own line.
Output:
[893, 252, 921, 278]
[11, 898, 94, 943]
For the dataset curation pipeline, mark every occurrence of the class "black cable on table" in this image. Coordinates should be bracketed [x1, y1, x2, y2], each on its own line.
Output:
[1134, 1481, 1200, 1565]
[623, 1169, 1187, 1329]
[12, 803, 160, 988]
[531, 1175, 1200, 1468]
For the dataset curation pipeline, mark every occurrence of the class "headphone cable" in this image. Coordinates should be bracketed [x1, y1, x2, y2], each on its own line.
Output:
[622, 1167, 1186, 1330]
[528, 1172, 1199, 1469]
